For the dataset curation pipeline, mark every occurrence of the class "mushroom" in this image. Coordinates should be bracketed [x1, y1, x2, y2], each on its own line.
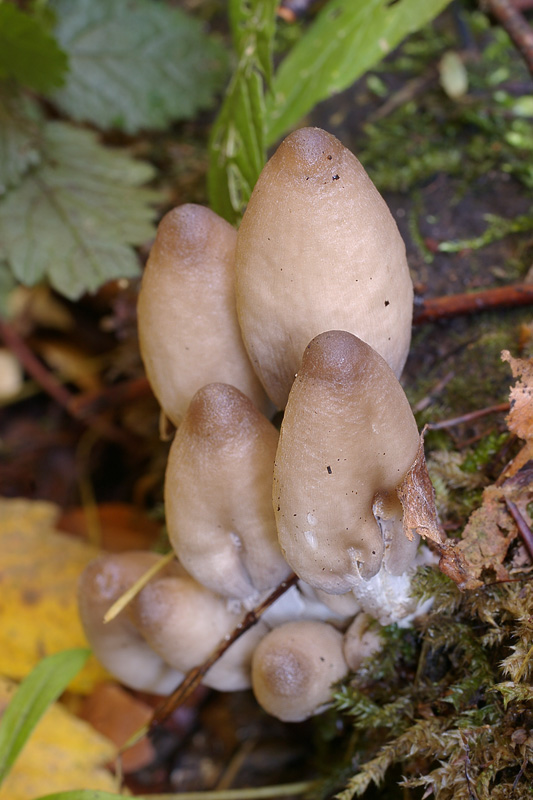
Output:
[165, 382, 292, 601]
[78, 552, 183, 694]
[273, 330, 421, 624]
[251, 620, 348, 722]
[137, 204, 269, 426]
[343, 613, 382, 672]
[129, 568, 268, 691]
[235, 127, 413, 409]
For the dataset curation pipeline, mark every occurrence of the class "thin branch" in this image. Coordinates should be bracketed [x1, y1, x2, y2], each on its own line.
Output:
[426, 402, 510, 430]
[413, 283, 533, 325]
[149, 573, 299, 731]
[484, 0, 533, 76]
[0, 319, 131, 446]
[504, 498, 533, 562]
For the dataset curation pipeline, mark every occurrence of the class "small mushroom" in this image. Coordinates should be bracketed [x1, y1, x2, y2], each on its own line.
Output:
[343, 613, 382, 672]
[78, 552, 183, 694]
[235, 127, 413, 408]
[129, 568, 268, 691]
[165, 382, 292, 600]
[273, 330, 421, 623]
[251, 620, 348, 722]
[137, 204, 269, 426]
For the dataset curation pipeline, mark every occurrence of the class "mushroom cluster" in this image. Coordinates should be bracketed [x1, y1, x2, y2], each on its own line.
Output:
[80, 127, 435, 723]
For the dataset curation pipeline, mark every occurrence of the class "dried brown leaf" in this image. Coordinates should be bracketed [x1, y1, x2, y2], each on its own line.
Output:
[397, 432, 443, 544]
[502, 351, 533, 442]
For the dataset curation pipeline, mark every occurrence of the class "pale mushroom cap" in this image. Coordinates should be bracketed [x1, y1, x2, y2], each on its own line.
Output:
[235, 127, 413, 409]
[273, 330, 420, 594]
[251, 620, 348, 722]
[165, 383, 292, 599]
[137, 204, 269, 425]
[78, 552, 183, 694]
[130, 570, 268, 691]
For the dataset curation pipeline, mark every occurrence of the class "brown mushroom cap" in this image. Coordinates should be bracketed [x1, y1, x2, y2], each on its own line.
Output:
[78, 552, 183, 694]
[251, 620, 348, 722]
[165, 382, 292, 600]
[235, 127, 413, 408]
[273, 330, 420, 598]
[129, 569, 268, 691]
[137, 204, 269, 425]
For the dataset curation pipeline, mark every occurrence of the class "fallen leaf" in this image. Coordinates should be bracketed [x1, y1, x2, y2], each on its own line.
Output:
[502, 351, 533, 442]
[398, 432, 443, 544]
[0, 498, 109, 693]
[79, 683, 155, 773]
[0, 676, 117, 800]
[58, 502, 162, 553]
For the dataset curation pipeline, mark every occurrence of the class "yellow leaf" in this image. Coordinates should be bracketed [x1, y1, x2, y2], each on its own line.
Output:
[0, 676, 117, 800]
[0, 499, 109, 693]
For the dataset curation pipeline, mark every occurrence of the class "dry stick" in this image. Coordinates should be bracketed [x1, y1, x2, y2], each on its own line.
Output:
[149, 572, 299, 731]
[0, 319, 130, 446]
[484, 0, 533, 76]
[413, 283, 533, 325]
[504, 498, 533, 562]
[425, 402, 510, 430]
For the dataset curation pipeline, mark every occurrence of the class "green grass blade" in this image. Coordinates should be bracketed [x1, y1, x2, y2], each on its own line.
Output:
[0, 648, 90, 786]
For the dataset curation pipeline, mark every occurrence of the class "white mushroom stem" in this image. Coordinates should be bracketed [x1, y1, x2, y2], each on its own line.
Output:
[137, 204, 269, 425]
[251, 620, 348, 722]
[273, 330, 421, 622]
[235, 126, 413, 409]
[343, 613, 382, 672]
[165, 382, 292, 600]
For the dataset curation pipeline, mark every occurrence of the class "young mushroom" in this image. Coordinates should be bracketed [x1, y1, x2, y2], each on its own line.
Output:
[235, 127, 413, 409]
[128, 566, 268, 691]
[273, 330, 421, 624]
[137, 204, 269, 426]
[78, 552, 183, 694]
[251, 620, 348, 722]
[165, 382, 292, 602]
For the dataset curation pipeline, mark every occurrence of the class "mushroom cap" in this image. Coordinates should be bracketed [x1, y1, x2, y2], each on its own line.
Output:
[137, 204, 269, 425]
[251, 620, 348, 722]
[129, 569, 268, 691]
[273, 330, 420, 595]
[165, 382, 292, 599]
[78, 552, 183, 694]
[235, 127, 413, 408]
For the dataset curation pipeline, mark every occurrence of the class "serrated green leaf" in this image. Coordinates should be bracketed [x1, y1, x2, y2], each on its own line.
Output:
[49, 0, 228, 133]
[0, 122, 162, 300]
[0, 88, 43, 194]
[0, 648, 89, 787]
[208, 0, 277, 223]
[0, 3, 68, 92]
[0, 261, 17, 317]
[265, 0, 452, 145]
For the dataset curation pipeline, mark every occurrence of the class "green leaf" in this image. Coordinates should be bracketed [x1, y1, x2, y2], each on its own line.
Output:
[208, 0, 277, 224]
[49, 0, 228, 133]
[0, 3, 68, 92]
[265, 0, 452, 145]
[0, 648, 89, 788]
[0, 89, 43, 194]
[0, 122, 162, 300]
[35, 794, 124, 800]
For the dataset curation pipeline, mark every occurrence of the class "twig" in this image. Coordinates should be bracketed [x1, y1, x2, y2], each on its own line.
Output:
[0, 319, 131, 446]
[484, 0, 533, 77]
[71, 376, 152, 418]
[413, 283, 533, 325]
[425, 402, 510, 430]
[149, 573, 299, 731]
[504, 498, 533, 562]
[104, 551, 176, 623]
